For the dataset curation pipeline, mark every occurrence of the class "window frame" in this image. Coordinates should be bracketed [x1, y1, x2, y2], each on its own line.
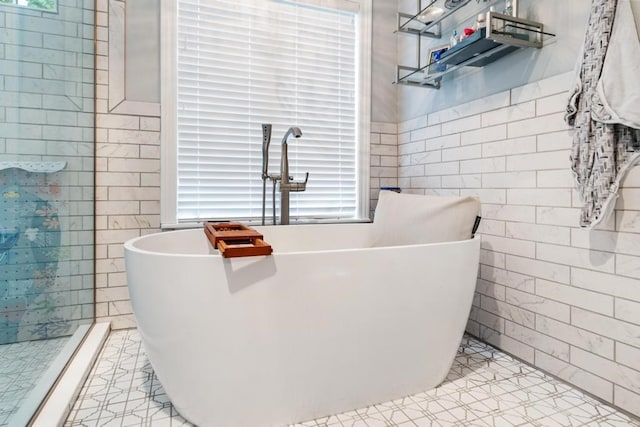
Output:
[160, 0, 372, 228]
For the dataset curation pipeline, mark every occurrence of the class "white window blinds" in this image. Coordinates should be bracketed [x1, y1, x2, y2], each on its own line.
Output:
[174, 0, 361, 223]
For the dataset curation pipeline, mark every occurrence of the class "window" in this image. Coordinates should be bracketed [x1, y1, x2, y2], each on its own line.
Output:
[161, 0, 371, 227]
[0, 0, 57, 12]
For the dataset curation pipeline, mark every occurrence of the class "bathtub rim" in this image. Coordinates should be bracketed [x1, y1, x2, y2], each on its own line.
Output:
[124, 225, 479, 258]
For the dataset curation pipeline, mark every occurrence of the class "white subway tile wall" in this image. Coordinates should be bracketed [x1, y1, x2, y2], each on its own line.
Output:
[370, 122, 398, 218]
[94, 0, 160, 330]
[399, 71, 640, 418]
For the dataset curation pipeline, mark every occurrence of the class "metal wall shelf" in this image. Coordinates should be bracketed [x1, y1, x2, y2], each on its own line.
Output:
[396, 0, 471, 39]
[395, 2, 554, 89]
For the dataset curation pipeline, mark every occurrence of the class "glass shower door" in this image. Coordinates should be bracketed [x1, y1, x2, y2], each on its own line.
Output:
[0, 0, 95, 425]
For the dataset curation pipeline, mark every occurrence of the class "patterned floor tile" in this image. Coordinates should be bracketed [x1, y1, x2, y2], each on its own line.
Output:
[63, 330, 640, 427]
[0, 337, 70, 427]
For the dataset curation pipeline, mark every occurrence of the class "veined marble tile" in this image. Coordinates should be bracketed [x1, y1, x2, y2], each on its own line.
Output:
[428, 91, 510, 127]
[510, 72, 573, 105]
[572, 307, 640, 349]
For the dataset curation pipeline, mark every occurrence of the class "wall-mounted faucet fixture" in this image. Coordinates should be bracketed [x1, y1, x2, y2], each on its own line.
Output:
[260, 125, 309, 225]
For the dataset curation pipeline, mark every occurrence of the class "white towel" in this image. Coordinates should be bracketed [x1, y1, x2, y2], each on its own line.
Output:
[595, 0, 640, 128]
[566, 0, 640, 228]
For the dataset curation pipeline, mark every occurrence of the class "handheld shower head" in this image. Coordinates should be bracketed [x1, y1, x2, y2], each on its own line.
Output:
[261, 123, 273, 225]
[262, 124, 272, 144]
[262, 124, 272, 177]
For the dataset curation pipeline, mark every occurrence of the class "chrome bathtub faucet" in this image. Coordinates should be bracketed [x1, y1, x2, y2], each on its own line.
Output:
[279, 127, 309, 225]
[260, 124, 309, 225]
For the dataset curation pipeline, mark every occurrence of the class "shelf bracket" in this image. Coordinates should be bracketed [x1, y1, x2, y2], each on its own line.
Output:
[397, 12, 441, 38]
[487, 11, 545, 48]
[394, 65, 441, 89]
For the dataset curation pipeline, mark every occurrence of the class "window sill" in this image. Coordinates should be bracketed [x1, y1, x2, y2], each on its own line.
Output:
[162, 217, 372, 231]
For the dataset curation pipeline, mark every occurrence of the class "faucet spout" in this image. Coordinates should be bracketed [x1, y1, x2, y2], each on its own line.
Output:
[281, 126, 302, 144]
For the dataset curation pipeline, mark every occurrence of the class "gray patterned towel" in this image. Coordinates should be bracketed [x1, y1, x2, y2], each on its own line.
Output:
[566, 0, 640, 228]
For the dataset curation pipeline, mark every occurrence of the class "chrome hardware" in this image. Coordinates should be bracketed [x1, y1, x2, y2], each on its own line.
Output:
[260, 125, 309, 225]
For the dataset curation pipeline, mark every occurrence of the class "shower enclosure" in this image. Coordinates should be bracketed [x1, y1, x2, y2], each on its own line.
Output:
[0, 0, 95, 425]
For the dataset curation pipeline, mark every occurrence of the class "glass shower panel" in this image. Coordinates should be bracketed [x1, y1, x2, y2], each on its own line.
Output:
[0, 0, 95, 425]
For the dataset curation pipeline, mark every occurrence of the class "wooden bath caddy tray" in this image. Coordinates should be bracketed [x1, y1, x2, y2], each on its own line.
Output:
[203, 222, 273, 258]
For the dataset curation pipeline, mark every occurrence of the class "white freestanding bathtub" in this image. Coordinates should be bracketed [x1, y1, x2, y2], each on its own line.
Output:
[124, 223, 480, 427]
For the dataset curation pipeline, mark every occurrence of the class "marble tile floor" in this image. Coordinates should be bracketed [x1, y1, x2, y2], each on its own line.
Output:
[0, 336, 69, 427]
[64, 329, 640, 427]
